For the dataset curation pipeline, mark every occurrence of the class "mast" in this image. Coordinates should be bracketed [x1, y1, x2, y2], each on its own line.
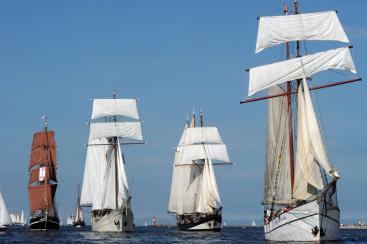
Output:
[76, 184, 80, 221]
[284, 4, 295, 197]
[43, 117, 49, 212]
[113, 92, 119, 209]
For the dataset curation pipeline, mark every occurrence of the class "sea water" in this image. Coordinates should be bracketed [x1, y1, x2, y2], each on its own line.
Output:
[0, 226, 366, 243]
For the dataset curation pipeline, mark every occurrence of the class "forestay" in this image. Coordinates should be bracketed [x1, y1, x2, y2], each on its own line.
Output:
[89, 122, 143, 141]
[91, 99, 139, 120]
[248, 47, 356, 96]
[256, 11, 349, 53]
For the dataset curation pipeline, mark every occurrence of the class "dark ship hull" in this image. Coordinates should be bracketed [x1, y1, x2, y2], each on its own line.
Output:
[177, 208, 222, 231]
[29, 215, 60, 230]
[73, 220, 85, 228]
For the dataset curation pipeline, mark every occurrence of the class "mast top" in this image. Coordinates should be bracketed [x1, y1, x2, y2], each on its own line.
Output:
[41, 115, 48, 130]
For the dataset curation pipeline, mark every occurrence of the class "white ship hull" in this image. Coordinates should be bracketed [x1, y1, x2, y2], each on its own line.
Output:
[264, 199, 339, 241]
[91, 208, 134, 232]
[187, 219, 221, 231]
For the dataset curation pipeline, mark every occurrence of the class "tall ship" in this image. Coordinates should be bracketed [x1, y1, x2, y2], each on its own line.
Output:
[0, 191, 11, 231]
[28, 118, 60, 230]
[72, 184, 85, 227]
[80, 93, 144, 232]
[168, 112, 231, 231]
[241, 0, 361, 241]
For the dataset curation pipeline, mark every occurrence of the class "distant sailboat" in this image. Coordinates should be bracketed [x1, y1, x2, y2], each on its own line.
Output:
[251, 220, 256, 227]
[241, 0, 360, 241]
[72, 184, 85, 227]
[168, 112, 231, 231]
[28, 117, 60, 230]
[0, 191, 11, 231]
[80, 93, 144, 232]
[66, 215, 74, 225]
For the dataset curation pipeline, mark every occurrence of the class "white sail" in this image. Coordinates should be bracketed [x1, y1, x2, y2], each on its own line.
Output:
[20, 210, 25, 225]
[66, 215, 74, 225]
[0, 192, 11, 226]
[177, 144, 230, 163]
[263, 85, 292, 204]
[89, 122, 143, 141]
[293, 77, 336, 199]
[168, 162, 204, 215]
[91, 138, 130, 210]
[91, 99, 139, 120]
[196, 158, 221, 213]
[180, 127, 223, 145]
[81, 138, 110, 206]
[248, 47, 356, 96]
[117, 137, 130, 205]
[256, 11, 349, 53]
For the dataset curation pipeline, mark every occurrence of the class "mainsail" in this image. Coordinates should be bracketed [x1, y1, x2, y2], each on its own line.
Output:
[263, 85, 291, 205]
[81, 96, 142, 211]
[0, 192, 11, 226]
[28, 129, 58, 216]
[168, 116, 230, 215]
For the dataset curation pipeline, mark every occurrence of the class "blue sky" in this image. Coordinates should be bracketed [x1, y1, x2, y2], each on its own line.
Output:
[0, 0, 365, 225]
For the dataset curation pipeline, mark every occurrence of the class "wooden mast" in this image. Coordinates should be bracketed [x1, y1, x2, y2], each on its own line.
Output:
[284, 4, 295, 197]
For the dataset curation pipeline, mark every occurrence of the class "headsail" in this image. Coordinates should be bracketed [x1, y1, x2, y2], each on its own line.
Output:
[293, 76, 337, 200]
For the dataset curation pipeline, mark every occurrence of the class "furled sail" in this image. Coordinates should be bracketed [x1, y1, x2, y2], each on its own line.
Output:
[89, 122, 143, 141]
[248, 47, 356, 96]
[294, 76, 336, 200]
[28, 130, 58, 214]
[263, 86, 292, 205]
[256, 11, 349, 53]
[91, 99, 139, 120]
[0, 192, 11, 226]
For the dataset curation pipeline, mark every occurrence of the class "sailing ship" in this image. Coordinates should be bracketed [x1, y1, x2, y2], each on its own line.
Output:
[0, 191, 11, 231]
[72, 184, 85, 227]
[241, 0, 361, 241]
[80, 93, 144, 232]
[168, 112, 231, 231]
[28, 118, 60, 230]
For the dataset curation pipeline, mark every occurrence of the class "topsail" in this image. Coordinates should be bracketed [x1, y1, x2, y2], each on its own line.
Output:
[256, 11, 349, 53]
